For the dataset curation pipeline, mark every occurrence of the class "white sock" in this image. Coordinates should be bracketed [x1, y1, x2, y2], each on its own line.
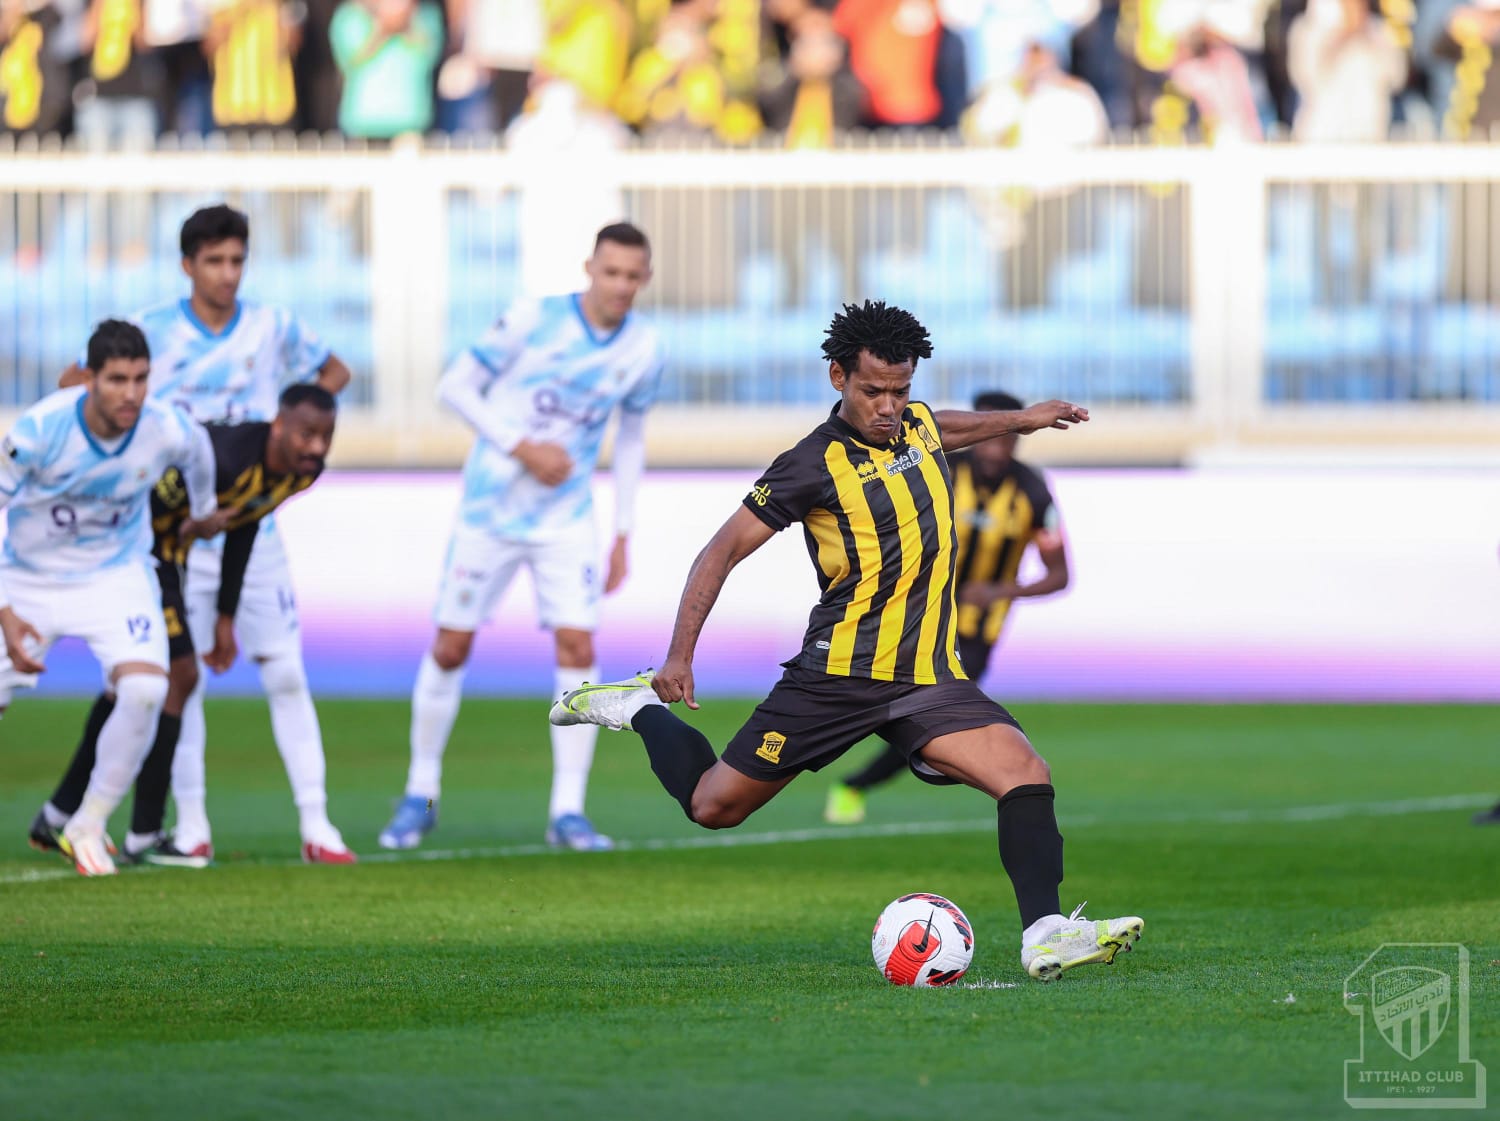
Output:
[126, 830, 160, 854]
[549, 666, 598, 820]
[258, 652, 331, 817]
[1023, 913, 1066, 945]
[622, 688, 665, 730]
[73, 673, 168, 833]
[171, 672, 211, 845]
[42, 802, 69, 829]
[297, 799, 341, 847]
[407, 652, 464, 801]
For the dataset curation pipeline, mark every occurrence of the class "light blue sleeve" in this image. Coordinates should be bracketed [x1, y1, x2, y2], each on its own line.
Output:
[0, 413, 40, 497]
[279, 309, 332, 386]
[467, 297, 541, 380]
[622, 347, 665, 414]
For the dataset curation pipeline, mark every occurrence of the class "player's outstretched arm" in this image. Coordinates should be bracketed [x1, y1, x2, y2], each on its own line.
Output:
[935, 400, 1090, 451]
[316, 354, 352, 396]
[655, 507, 776, 709]
[58, 363, 88, 389]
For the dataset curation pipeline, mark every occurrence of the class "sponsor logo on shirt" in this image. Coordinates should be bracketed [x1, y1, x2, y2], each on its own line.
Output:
[884, 446, 925, 477]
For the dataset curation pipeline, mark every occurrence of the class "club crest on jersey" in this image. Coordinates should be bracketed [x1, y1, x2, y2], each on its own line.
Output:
[915, 422, 941, 452]
[884, 446, 924, 476]
[756, 732, 786, 764]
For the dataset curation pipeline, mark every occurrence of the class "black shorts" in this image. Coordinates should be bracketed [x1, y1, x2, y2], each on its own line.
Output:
[156, 561, 195, 661]
[722, 665, 1022, 786]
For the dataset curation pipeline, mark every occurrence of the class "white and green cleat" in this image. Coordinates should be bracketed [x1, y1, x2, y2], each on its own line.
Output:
[1022, 902, 1144, 982]
[549, 670, 657, 731]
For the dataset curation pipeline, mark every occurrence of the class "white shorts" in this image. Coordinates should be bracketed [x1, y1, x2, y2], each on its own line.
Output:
[0, 561, 169, 700]
[185, 522, 301, 661]
[433, 520, 601, 633]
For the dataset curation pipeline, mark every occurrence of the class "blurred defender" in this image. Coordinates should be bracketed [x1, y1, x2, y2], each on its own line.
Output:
[56, 204, 356, 863]
[824, 389, 1071, 825]
[35, 386, 340, 867]
[553, 300, 1143, 981]
[379, 222, 663, 853]
[3, 321, 218, 876]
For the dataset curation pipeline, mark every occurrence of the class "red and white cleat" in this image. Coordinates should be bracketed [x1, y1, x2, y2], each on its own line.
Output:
[301, 841, 358, 865]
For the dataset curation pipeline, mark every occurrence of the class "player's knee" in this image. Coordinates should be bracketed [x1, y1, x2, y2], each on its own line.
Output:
[114, 671, 169, 719]
[431, 635, 472, 672]
[689, 793, 748, 830]
[257, 653, 308, 698]
[553, 629, 594, 668]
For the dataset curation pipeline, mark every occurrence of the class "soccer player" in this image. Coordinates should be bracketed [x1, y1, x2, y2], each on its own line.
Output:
[54, 203, 356, 863]
[379, 221, 663, 853]
[1, 320, 218, 877]
[552, 300, 1144, 982]
[823, 389, 1071, 825]
[34, 385, 340, 867]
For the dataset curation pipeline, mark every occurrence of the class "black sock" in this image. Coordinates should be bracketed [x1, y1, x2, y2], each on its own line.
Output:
[997, 783, 1064, 929]
[130, 712, 182, 837]
[632, 705, 718, 821]
[842, 742, 908, 791]
[50, 693, 116, 815]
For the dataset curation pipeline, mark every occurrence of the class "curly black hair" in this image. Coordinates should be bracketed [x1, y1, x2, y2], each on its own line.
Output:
[821, 300, 933, 373]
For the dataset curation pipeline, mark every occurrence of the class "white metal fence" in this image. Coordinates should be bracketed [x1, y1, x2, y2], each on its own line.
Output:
[3, 136, 1500, 465]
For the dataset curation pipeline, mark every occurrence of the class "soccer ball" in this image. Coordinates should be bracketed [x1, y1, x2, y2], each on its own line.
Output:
[871, 893, 974, 987]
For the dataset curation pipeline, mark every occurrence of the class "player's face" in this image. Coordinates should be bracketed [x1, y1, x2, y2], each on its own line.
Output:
[86, 357, 151, 437]
[182, 237, 247, 311]
[270, 404, 335, 476]
[831, 351, 914, 445]
[583, 241, 652, 325]
[970, 416, 1018, 474]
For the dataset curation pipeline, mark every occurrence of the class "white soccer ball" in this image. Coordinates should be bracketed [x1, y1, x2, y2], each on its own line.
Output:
[871, 893, 975, 987]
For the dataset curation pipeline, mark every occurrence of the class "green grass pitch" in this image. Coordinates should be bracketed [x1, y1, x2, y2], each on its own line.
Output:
[2, 699, 1497, 1120]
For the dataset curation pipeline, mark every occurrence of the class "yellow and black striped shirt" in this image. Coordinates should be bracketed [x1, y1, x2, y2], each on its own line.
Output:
[950, 455, 1057, 646]
[743, 401, 962, 684]
[151, 421, 319, 617]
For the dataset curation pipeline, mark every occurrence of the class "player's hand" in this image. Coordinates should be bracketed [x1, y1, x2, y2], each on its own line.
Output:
[605, 535, 628, 594]
[0, 607, 45, 675]
[203, 614, 238, 673]
[181, 505, 240, 542]
[652, 656, 698, 710]
[958, 581, 995, 608]
[1018, 400, 1089, 432]
[514, 440, 573, 486]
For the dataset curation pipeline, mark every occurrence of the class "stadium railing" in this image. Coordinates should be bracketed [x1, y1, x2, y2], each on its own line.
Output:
[3, 133, 1500, 467]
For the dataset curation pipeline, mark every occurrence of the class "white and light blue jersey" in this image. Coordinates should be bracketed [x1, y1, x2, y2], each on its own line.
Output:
[447, 293, 663, 541]
[0, 388, 214, 579]
[131, 298, 330, 425]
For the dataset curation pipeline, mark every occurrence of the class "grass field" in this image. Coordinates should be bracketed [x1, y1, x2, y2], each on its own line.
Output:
[2, 698, 1497, 1120]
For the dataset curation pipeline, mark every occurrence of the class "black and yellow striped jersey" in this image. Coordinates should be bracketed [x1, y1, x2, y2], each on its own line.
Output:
[743, 401, 963, 684]
[151, 422, 320, 617]
[951, 455, 1058, 645]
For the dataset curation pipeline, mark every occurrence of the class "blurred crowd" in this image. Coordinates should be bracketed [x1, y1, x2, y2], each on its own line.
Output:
[2, 0, 1500, 148]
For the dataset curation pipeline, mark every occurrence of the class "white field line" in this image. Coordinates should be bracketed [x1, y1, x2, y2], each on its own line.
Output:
[1, 793, 1491, 883]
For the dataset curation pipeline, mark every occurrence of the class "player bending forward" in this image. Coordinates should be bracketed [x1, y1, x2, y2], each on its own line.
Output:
[552, 300, 1144, 981]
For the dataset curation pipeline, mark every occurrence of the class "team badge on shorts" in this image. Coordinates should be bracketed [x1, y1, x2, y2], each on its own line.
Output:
[756, 732, 786, 764]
